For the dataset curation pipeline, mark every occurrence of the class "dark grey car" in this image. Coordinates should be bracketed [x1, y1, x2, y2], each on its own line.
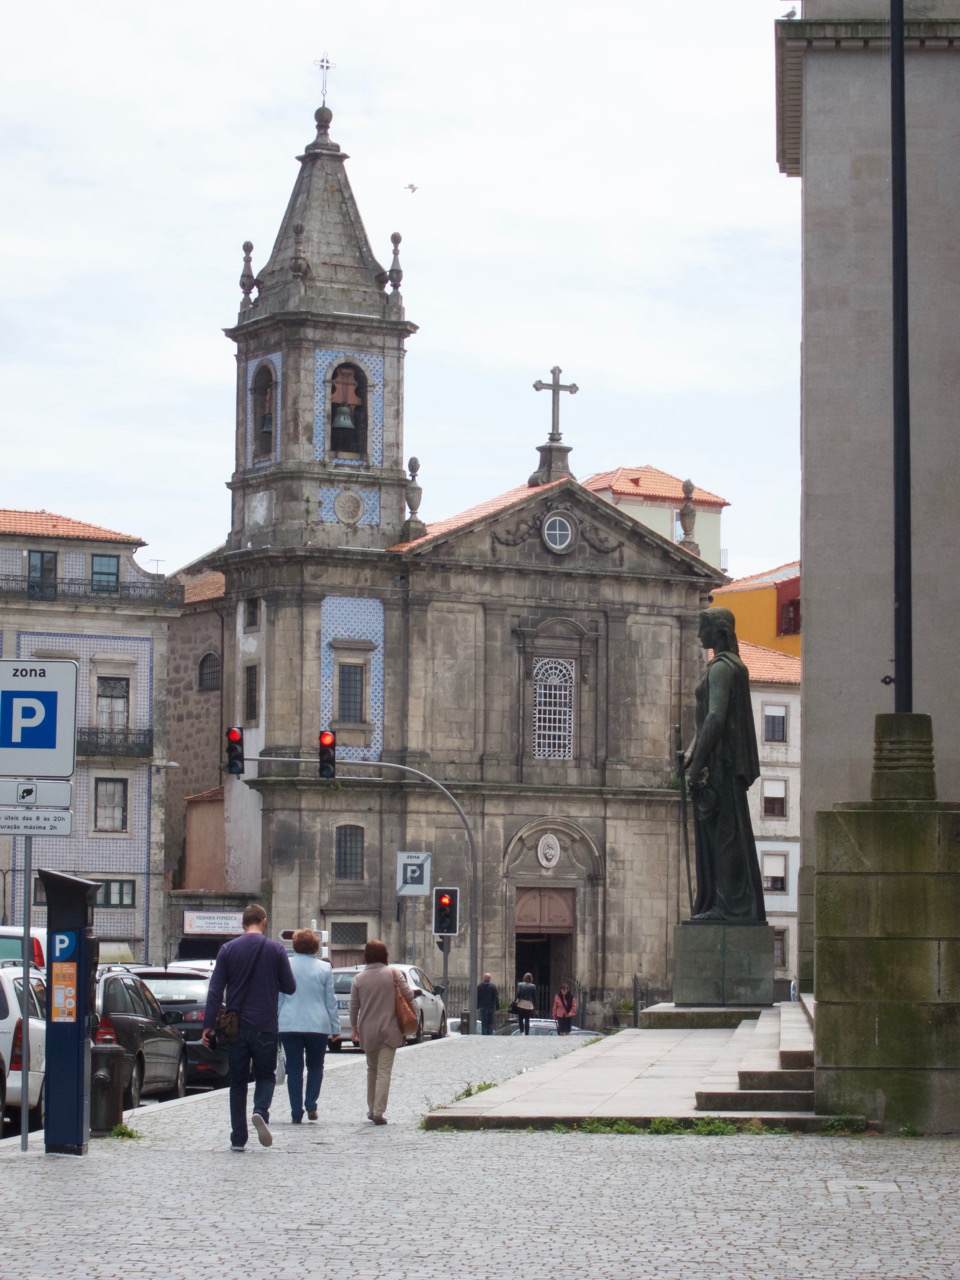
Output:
[93, 967, 188, 1108]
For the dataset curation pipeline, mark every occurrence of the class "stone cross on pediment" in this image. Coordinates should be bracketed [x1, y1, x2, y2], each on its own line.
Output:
[533, 366, 578, 443]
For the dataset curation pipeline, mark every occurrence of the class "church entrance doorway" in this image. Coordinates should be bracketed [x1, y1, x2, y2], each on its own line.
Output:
[514, 887, 574, 1012]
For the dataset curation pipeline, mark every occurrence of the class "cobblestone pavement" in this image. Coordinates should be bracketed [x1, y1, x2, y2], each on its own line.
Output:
[2, 1034, 959, 1280]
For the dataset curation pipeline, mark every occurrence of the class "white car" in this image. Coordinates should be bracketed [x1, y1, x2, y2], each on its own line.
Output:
[0, 926, 48, 970]
[0, 960, 46, 1130]
[329, 963, 447, 1050]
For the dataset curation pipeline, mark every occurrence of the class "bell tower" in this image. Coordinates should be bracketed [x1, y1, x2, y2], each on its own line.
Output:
[224, 104, 417, 553]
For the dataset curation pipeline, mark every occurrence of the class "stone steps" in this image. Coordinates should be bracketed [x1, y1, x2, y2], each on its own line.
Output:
[696, 1004, 816, 1114]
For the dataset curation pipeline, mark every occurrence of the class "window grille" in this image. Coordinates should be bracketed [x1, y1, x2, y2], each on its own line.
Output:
[338, 664, 364, 723]
[94, 779, 128, 832]
[198, 652, 221, 691]
[96, 678, 129, 730]
[335, 826, 364, 879]
[773, 929, 787, 967]
[330, 921, 367, 947]
[532, 658, 575, 759]
[244, 665, 258, 722]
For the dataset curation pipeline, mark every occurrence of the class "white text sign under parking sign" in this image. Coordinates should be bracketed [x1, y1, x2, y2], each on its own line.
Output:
[0, 660, 78, 779]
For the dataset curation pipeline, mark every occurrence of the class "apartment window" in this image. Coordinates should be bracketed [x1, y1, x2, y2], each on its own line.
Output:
[330, 921, 367, 948]
[762, 851, 787, 893]
[95, 879, 136, 908]
[197, 652, 221, 691]
[244, 597, 260, 629]
[97, 677, 129, 730]
[773, 929, 787, 968]
[762, 779, 787, 818]
[763, 704, 787, 743]
[244, 665, 258, 723]
[27, 550, 57, 598]
[780, 598, 801, 636]
[532, 658, 575, 759]
[94, 778, 128, 832]
[91, 554, 120, 593]
[337, 665, 364, 724]
[335, 826, 364, 880]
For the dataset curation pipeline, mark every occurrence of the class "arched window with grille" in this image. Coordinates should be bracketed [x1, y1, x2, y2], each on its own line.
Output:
[329, 362, 367, 456]
[197, 652, 222, 692]
[252, 363, 276, 458]
[335, 825, 364, 879]
[532, 658, 575, 759]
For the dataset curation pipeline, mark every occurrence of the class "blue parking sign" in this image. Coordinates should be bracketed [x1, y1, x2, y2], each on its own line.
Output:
[0, 690, 58, 749]
[0, 661, 77, 779]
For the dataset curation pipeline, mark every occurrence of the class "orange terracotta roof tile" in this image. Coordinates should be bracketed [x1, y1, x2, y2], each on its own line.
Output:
[0, 509, 144, 545]
[389, 480, 566, 551]
[713, 560, 800, 592]
[581, 466, 728, 509]
[185, 786, 225, 803]
[739, 639, 801, 686]
[183, 572, 225, 604]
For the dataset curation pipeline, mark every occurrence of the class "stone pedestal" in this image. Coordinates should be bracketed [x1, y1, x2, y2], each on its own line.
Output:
[815, 713, 960, 1133]
[673, 922, 775, 1006]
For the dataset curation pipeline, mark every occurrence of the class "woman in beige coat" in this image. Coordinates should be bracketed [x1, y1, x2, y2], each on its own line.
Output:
[349, 939, 416, 1124]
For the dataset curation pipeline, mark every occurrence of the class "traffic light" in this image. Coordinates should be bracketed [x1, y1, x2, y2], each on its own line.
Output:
[432, 887, 459, 936]
[318, 729, 336, 779]
[225, 726, 245, 776]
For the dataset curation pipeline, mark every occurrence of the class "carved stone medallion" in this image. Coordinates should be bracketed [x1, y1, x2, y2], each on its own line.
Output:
[333, 489, 364, 525]
[537, 832, 561, 868]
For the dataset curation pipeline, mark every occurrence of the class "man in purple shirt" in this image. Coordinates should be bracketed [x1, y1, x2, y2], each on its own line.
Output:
[202, 903, 295, 1151]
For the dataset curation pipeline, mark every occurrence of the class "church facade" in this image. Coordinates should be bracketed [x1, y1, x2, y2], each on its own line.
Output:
[208, 103, 722, 995]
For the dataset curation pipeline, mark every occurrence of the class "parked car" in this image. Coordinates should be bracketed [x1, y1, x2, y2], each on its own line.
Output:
[495, 1018, 592, 1037]
[0, 926, 48, 969]
[93, 967, 188, 1107]
[0, 960, 46, 1130]
[135, 967, 228, 1088]
[329, 963, 447, 1049]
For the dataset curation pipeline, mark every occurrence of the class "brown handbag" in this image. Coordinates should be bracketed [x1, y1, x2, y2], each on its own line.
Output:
[393, 969, 419, 1036]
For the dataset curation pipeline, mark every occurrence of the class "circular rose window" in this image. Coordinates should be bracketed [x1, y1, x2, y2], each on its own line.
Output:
[541, 514, 577, 554]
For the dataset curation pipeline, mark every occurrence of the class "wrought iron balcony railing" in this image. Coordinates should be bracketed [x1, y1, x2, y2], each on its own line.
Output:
[76, 728, 154, 758]
[0, 575, 184, 609]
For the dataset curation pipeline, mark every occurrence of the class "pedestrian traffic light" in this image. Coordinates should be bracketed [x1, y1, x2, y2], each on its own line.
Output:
[432, 887, 459, 936]
[318, 729, 336, 779]
[225, 726, 245, 777]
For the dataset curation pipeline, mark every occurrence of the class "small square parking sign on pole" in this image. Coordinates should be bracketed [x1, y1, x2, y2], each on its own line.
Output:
[396, 852, 432, 896]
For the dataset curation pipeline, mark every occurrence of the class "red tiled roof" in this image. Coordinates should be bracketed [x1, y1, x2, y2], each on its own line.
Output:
[0, 509, 144, 545]
[739, 639, 801, 686]
[389, 479, 567, 551]
[581, 466, 728, 509]
[713, 560, 800, 592]
[185, 786, 224, 803]
[183, 572, 225, 604]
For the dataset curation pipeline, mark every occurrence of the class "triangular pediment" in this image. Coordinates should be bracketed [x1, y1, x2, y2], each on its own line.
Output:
[391, 479, 724, 583]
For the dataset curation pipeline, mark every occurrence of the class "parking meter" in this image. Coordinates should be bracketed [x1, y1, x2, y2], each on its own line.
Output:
[39, 869, 100, 1155]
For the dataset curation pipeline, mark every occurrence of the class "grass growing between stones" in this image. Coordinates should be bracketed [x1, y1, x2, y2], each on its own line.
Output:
[108, 1122, 141, 1140]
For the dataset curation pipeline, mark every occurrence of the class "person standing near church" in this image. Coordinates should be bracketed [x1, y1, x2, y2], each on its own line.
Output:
[476, 972, 499, 1035]
[552, 982, 577, 1035]
[202, 903, 296, 1151]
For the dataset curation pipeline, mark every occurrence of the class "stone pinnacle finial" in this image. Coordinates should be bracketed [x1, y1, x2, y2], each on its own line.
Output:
[389, 232, 404, 292]
[401, 456, 427, 540]
[240, 241, 255, 312]
[290, 221, 310, 280]
[305, 104, 339, 153]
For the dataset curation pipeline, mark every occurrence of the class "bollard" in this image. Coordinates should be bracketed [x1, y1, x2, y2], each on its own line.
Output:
[459, 1007, 472, 1035]
[90, 1043, 125, 1136]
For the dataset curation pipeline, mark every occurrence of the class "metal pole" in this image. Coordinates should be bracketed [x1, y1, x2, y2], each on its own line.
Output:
[21, 835, 32, 1150]
[890, 0, 913, 712]
[257, 755, 481, 1035]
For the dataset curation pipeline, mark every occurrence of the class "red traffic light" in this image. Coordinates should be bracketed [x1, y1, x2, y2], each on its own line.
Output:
[225, 725, 245, 777]
[439, 894, 451, 907]
[227, 727, 242, 744]
[319, 730, 335, 748]
[319, 728, 337, 779]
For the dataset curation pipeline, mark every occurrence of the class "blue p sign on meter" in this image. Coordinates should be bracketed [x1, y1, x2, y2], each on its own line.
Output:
[0, 660, 78, 779]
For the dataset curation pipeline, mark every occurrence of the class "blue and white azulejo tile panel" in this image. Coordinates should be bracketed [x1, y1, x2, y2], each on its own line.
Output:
[317, 486, 381, 526]
[313, 349, 384, 466]
[245, 353, 282, 468]
[320, 596, 384, 761]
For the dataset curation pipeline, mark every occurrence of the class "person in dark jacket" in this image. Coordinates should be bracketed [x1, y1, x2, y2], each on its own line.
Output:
[202, 903, 296, 1151]
[476, 973, 499, 1035]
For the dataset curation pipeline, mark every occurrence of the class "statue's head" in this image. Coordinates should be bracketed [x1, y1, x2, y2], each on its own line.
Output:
[698, 606, 739, 654]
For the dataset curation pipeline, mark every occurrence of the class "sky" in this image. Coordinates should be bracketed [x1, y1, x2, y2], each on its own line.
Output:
[1, 0, 802, 580]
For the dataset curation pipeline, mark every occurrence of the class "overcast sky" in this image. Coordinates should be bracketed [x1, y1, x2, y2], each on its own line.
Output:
[2, 0, 801, 580]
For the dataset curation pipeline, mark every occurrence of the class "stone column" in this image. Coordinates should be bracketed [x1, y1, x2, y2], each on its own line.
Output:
[815, 713, 960, 1132]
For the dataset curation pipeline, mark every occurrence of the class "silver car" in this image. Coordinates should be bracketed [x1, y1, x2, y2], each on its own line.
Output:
[329, 963, 447, 1050]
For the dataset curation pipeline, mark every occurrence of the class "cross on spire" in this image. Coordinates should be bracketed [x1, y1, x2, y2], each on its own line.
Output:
[533, 366, 578, 442]
[314, 53, 336, 104]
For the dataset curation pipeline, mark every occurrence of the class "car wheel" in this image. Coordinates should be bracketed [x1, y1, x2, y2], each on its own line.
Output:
[124, 1058, 143, 1110]
[161, 1052, 187, 1101]
[435, 1012, 447, 1040]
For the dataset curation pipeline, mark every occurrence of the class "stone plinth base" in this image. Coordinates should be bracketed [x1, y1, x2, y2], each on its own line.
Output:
[673, 923, 775, 1006]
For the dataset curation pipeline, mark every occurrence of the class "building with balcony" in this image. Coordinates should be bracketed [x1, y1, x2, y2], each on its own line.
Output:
[0, 510, 183, 960]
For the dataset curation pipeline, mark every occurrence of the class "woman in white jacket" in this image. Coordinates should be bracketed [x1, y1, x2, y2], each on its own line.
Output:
[277, 929, 340, 1123]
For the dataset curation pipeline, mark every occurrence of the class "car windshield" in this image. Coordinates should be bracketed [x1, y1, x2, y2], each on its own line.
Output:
[0, 939, 24, 961]
[333, 974, 356, 996]
[139, 976, 209, 1001]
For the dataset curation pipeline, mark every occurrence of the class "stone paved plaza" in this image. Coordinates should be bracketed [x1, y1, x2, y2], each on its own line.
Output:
[1, 1032, 959, 1280]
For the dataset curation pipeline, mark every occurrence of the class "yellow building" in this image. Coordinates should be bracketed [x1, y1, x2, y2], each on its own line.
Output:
[711, 561, 801, 658]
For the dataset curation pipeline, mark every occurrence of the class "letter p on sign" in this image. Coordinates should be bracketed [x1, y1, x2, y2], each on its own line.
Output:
[0, 691, 58, 748]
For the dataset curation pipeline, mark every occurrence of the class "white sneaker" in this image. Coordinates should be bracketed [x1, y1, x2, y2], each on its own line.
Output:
[252, 1114, 272, 1147]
